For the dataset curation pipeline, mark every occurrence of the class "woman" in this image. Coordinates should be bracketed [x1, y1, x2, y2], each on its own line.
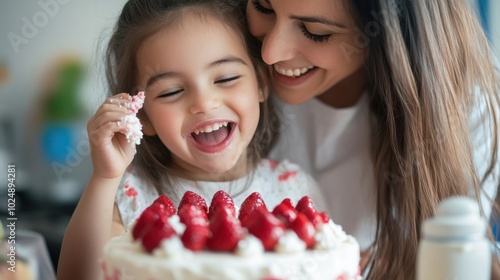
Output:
[246, 0, 500, 279]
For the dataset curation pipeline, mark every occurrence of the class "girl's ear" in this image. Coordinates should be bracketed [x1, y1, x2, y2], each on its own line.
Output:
[138, 111, 156, 136]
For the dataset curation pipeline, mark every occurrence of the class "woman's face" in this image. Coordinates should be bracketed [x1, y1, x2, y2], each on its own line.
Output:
[246, 0, 367, 106]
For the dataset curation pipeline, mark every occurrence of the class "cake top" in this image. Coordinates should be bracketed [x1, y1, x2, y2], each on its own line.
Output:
[131, 190, 354, 256]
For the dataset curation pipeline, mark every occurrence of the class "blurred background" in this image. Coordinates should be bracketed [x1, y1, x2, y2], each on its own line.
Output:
[0, 1, 126, 278]
[0, 0, 498, 279]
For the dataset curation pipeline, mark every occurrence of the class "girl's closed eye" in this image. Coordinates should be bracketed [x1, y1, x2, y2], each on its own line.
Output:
[215, 74, 241, 87]
[157, 87, 184, 99]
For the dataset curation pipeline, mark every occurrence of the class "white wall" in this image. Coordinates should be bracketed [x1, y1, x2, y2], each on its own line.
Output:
[0, 0, 126, 202]
[1, 0, 126, 114]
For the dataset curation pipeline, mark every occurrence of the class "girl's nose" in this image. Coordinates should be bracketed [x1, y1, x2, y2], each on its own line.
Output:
[188, 90, 220, 115]
[260, 23, 297, 65]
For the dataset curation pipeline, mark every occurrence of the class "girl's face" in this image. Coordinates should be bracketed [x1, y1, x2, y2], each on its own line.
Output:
[246, 0, 367, 106]
[136, 14, 264, 180]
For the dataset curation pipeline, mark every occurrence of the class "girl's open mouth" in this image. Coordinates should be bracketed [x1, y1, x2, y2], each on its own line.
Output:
[190, 122, 235, 152]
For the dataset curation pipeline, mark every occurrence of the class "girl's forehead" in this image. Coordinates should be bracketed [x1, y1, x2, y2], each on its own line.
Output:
[135, 12, 251, 87]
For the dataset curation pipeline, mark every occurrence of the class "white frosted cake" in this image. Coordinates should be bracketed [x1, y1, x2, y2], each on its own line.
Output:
[101, 191, 360, 280]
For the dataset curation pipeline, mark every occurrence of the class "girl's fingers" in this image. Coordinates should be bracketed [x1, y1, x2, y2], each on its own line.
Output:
[90, 93, 137, 128]
[88, 92, 139, 146]
[105, 92, 135, 111]
[88, 119, 130, 146]
[88, 110, 131, 141]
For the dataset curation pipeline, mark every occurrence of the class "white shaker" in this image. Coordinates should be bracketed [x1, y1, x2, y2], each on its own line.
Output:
[416, 196, 491, 280]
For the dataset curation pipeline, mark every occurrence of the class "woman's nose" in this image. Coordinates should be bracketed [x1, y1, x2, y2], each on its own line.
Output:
[260, 23, 297, 65]
[188, 90, 220, 115]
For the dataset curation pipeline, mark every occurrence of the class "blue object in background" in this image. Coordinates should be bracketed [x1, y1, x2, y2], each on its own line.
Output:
[478, 0, 490, 40]
[41, 122, 75, 163]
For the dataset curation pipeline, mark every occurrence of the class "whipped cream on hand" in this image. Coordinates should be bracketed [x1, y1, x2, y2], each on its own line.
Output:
[121, 91, 145, 145]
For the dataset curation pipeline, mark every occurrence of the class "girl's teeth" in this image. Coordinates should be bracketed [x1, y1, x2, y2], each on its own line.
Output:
[194, 122, 228, 135]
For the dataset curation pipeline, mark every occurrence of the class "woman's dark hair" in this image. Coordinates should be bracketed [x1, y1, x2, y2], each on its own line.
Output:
[105, 0, 278, 189]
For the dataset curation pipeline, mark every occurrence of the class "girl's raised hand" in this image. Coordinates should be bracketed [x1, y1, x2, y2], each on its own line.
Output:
[87, 93, 138, 179]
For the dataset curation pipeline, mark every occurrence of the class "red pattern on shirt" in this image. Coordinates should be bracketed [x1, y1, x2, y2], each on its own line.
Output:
[124, 183, 138, 198]
[278, 170, 297, 181]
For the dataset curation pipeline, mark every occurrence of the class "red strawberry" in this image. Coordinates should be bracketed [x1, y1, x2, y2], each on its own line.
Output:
[280, 198, 294, 209]
[181, 223, 209, 251]
[289, 213, 316, 247]
[208, 190, 236, 219]
[301, 207, 324, 228]
[178, 191, 208, 215]
[272, 202, 298, 227]
[206, 209, 243, 251]
[141, 216, 176, 253]
[178, 204, 208, 225]
[132, 208, 159, 240]
[145, 203, 172, 221]
[319, 211, 330, 223]
[238, 192, 267, 223]
[245, 208, 286, 251]
[295, 196, 317, 213]
[152, 194, 176, 217]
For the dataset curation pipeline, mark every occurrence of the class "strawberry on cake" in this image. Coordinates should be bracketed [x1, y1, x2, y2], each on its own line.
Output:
[101, 191, 361, 280]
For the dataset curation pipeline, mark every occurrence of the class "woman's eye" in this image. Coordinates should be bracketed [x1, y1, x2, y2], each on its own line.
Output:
[158, 88, 183, 98]
[299, 23, 331, 43]
[215, 75, 240, 85]
[251, 0, 273, 15]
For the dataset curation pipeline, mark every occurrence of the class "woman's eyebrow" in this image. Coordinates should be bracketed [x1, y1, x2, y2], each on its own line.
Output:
[290, 15, 347, 29]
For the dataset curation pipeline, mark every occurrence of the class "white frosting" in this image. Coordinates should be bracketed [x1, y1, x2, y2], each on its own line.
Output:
[122, 115, 142, 145]
[315, 220, 350, 250]
[275, 230, 306, 254]
[101, 219, 361, 280]
[153, 236, 191, 258]
[168, 215, 186, 235]
[122, 91, 145, 145]
[235, 235, 264, 257]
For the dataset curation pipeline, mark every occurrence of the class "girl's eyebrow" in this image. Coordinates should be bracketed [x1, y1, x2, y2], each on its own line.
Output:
[146, 71, 176, 87]
[209, 56, 248, 68]
[145, 56, 247, 87]
[290, 15, 347, 29]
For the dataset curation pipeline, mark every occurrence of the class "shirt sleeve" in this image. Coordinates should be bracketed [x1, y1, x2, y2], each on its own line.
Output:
[115, 171, 159, 230]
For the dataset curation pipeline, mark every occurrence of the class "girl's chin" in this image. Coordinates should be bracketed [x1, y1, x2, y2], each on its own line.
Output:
[187, 159, 246, 180]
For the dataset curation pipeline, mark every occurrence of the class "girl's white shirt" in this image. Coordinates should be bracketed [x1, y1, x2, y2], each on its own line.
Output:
[115, 159, 326, 230]
[269, 91, 499, 251]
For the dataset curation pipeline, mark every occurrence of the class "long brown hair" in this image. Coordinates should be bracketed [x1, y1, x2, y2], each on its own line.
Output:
[105, 0, 278, 189]
[351, 0, 499, 278]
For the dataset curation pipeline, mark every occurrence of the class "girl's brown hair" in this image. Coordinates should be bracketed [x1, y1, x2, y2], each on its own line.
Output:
[105, 0, 278, 189]
[351, 0, 499, 278]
